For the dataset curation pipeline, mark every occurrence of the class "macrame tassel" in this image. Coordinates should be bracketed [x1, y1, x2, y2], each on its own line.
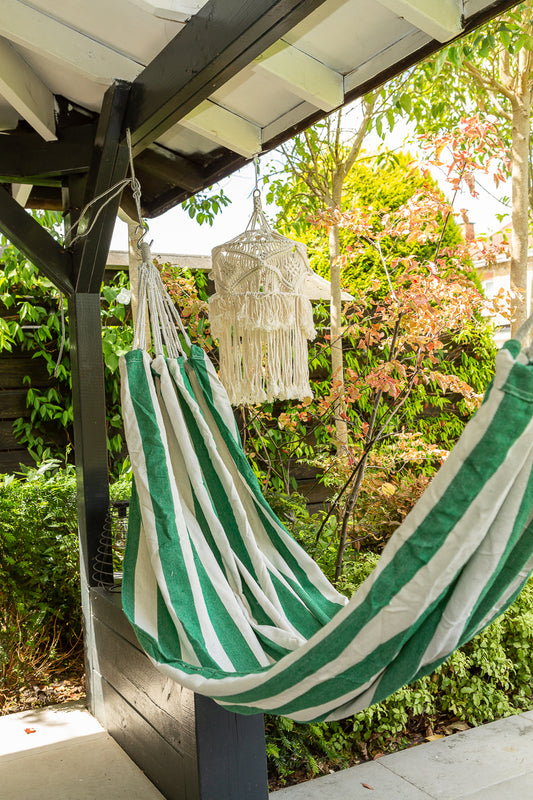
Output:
[209, 292, 315, 405]
[209, 190, 317, 406]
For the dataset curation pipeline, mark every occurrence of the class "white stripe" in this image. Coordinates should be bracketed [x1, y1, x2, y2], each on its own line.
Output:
[420, 438, 533, 665]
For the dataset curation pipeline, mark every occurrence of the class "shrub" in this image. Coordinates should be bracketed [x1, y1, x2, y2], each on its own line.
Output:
[0, 460, 80, 689]
[0, 459, 132, 694]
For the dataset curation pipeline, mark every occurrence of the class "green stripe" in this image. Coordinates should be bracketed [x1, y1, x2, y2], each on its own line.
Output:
[124, 351, 215, 666]
[190, 544, 265, 671]
[121, 478, 141, 621]
[157, 587, 183, 662]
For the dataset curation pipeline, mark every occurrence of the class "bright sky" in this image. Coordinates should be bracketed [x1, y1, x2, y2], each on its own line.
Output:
[111, 125, 512, 257]
[111, 162, 261, 256]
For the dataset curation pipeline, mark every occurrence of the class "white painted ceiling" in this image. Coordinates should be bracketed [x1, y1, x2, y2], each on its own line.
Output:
[0, 0, 519, 212]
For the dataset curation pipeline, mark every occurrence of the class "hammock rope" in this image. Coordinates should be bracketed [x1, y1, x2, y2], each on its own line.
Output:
[120, 254, 533, 722]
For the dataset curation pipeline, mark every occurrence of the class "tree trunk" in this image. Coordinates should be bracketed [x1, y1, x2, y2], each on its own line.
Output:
[329, 220, 348, 452]
[510, 94, 531, 334]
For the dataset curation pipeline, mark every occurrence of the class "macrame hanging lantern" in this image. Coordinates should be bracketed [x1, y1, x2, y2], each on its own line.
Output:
[209, 190, 316, 405]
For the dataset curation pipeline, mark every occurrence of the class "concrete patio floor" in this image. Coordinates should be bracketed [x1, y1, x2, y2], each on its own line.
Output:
[1, 702, 532, 799]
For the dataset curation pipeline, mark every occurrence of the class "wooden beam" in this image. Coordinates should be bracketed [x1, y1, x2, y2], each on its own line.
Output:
[0, 0, 142, 84]
[0, 124, 95, 181]
[71, 81, 132, 293]
[180, 100, 261, 158]
[0, 186, 73, 294]
[12, 183, 33, 207]
[69, 293, 112, 590]
[254, 39, 343, 112]
[136, 143, 205, 193]
[25, 186, 63, 211]
[126, 0, 330, 154]
[376, 0, 463, 42]
[0, 35, 56, 140]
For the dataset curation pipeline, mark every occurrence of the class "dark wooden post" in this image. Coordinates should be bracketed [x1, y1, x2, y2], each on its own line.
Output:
[68, 292, 111, 588]
[62, 81, 131, 716]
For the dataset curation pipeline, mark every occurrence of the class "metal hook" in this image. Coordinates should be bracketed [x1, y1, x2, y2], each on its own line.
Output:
[134, 221, 150, 251]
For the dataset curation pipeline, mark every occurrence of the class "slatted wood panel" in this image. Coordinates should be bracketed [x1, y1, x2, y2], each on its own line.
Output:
[90, 589, 269, 800]
[0, 353, 52, 388]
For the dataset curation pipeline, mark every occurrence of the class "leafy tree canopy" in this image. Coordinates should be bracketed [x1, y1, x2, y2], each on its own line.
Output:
[267, 150, 466, 295]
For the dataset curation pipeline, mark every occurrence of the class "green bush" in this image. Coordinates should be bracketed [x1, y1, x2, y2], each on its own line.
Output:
[0, 461, 80, 686]
[0, 460, 132, 690]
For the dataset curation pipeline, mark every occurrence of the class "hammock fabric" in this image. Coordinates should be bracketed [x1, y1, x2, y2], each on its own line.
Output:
[120, 262, 533, 723]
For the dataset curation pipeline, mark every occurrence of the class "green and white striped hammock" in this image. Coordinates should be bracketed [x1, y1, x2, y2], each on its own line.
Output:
[120, 253, 533, 723]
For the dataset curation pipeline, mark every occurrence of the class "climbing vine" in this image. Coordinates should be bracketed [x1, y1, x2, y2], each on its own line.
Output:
[0, 217, 133, 475]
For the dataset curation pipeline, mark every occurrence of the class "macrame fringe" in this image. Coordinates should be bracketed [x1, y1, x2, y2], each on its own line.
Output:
[209, 293, 316, 405]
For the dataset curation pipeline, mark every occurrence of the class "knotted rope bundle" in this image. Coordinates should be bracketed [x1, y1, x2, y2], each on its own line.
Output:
[209, 190, 316, 405]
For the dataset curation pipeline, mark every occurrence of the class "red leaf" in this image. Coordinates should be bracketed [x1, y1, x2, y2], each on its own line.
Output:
[24, 728, 36, 734]
[362, 783, 374, 790]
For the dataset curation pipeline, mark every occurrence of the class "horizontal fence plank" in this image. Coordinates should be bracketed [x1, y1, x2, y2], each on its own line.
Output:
[0, 389, 28, 419]
[0, 356, 52, 388]
[0, 419, 21, 449]
[91, 587, 140, 649]
[93, 616, 192, 755]
[0, 449, 33, 473]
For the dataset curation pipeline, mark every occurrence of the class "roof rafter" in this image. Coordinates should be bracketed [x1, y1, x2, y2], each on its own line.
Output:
[0, 0, 143, 84]
[0, 124, 95, 181]
[376, 0, 463, 43]
[136, 144, 204, 192]
[181, 100, 261, 158]
[126, 0, 330, 155]
[254, 39, 343, 112]
[0, 35, 56, 140]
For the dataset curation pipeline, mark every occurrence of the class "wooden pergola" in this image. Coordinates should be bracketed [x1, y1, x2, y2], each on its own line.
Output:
[0, 1, 520, 797]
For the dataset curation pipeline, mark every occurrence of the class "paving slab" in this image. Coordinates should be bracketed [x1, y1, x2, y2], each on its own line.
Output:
[0, 702, 164, 800]
[272, 759, 433, 798]
[272, 712, 533, 799]
[463, 772, 533, 799]
[381, 712, 533, 799]
[0, 701, 101, 756]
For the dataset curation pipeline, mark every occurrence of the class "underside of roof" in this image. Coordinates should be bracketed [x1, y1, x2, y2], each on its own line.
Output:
[0, 0, 520, 219]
